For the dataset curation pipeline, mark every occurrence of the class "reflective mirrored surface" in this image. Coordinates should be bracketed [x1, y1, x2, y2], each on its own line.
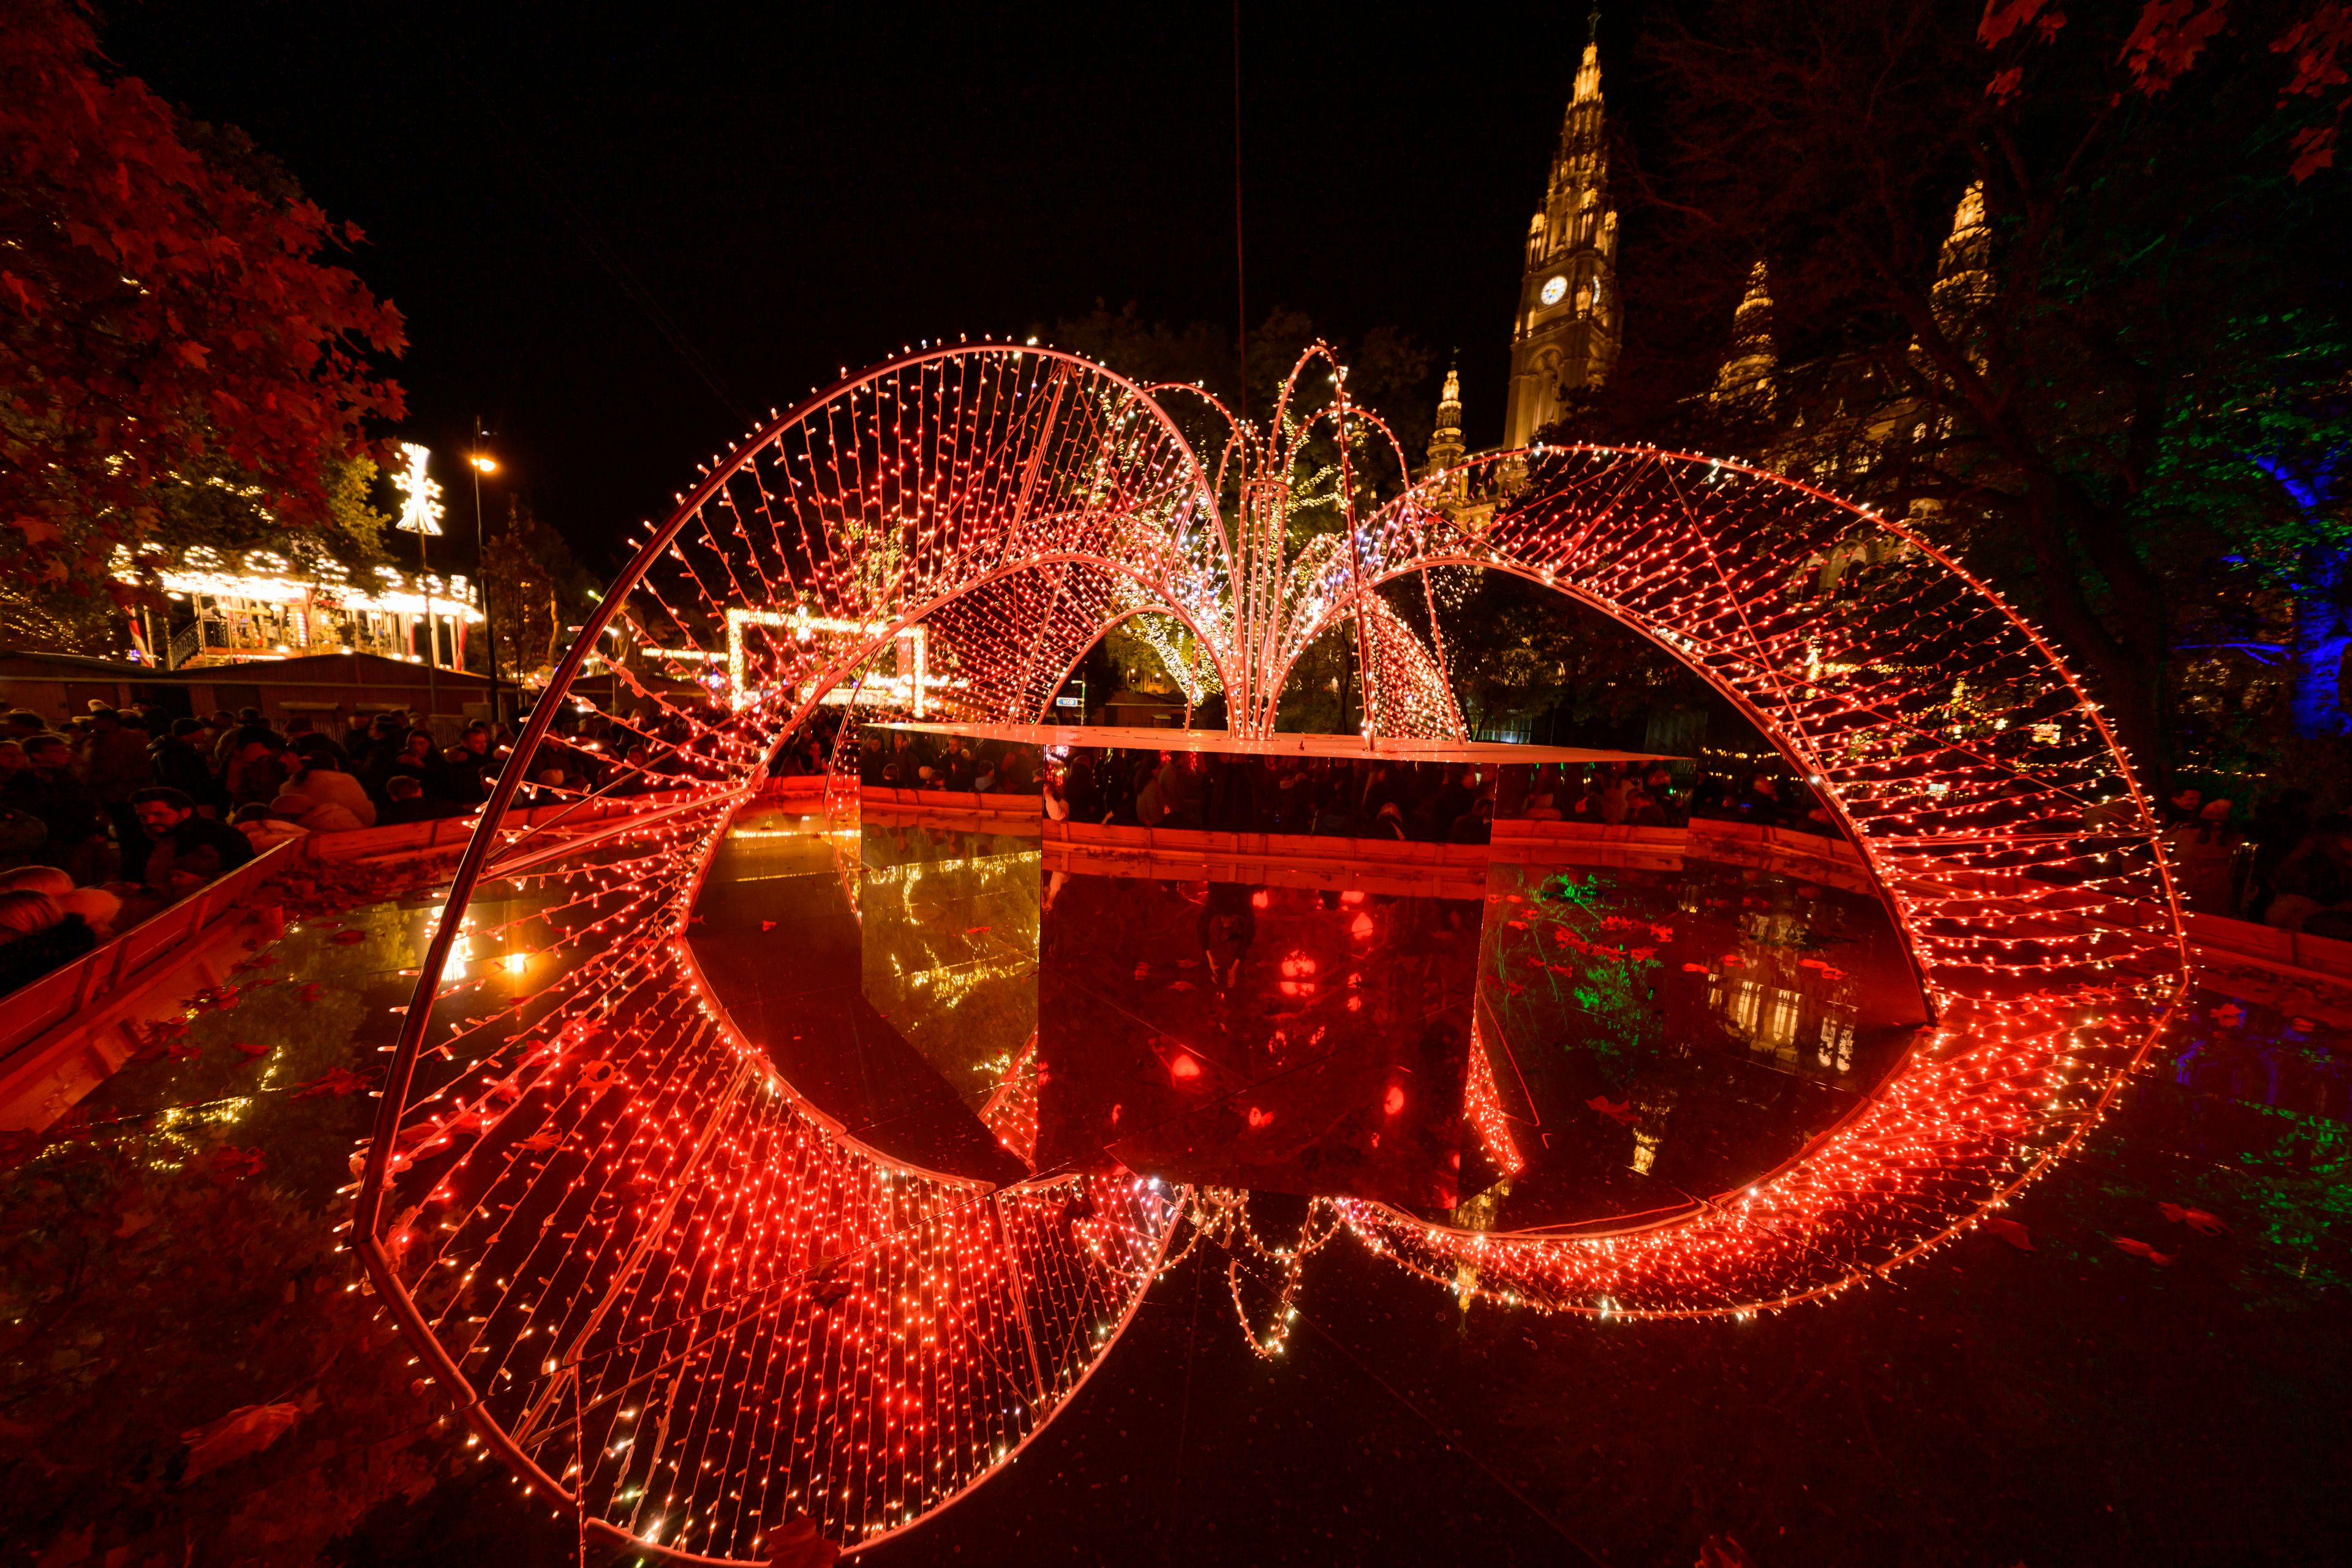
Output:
[691, 731, 1936, 1227]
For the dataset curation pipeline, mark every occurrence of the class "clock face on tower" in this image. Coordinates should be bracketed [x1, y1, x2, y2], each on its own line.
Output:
[1539, 274, 1568, 307]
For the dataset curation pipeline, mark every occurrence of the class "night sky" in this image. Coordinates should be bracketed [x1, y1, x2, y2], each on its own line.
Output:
[100, 1, 1665, 573]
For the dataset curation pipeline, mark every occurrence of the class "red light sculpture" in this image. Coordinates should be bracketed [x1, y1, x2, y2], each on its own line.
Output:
[356, 344, 2189, 1561]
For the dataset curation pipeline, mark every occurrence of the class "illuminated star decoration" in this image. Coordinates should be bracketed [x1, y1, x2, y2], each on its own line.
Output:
[354, 342, 2191, 1563]
[393, 440, 445, 537]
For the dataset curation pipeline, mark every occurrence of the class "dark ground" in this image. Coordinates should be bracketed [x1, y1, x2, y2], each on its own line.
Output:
[344, 1059, 2349, 1567]
[7, 869, 2346, 1567]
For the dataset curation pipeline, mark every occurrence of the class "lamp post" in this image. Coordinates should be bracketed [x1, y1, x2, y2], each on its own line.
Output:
[470, 418, 503, 725]
[392, 441, 447, 731]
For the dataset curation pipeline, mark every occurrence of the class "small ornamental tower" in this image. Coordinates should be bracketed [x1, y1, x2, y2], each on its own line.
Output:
[1711, 260, 1777, 407]
[1504, 7, 1619, 450]
[1423, 355, 1469, 510]
[1933, 181, 1994, 339]
[1427, 356, 1466, 473]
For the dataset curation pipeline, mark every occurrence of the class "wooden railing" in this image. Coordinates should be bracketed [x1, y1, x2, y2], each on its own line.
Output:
[0, 791, 698, 1131]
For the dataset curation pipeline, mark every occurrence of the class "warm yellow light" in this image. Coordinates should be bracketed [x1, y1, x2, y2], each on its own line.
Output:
[470, 454, 499, 474]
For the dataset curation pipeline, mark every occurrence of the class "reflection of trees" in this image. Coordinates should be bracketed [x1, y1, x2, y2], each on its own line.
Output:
[1470, 852, 1926, 1226]
[859, 825, 1041, 1108]
[1482, 867, 1665, 1099]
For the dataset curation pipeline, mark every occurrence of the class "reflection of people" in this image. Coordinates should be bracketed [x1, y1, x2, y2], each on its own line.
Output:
[1447, 796, 1494, 845]
[1600, 768, 1632, 825]
[1197, 883, 1258, 990]
[128, 786, 255, 898]
[2245, 790, 2316, 920]
[2163, 799, 2244, 914]
[2266, 814, 2352, 935]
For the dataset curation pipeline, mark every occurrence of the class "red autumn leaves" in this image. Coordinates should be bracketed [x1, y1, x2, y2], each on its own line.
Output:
[2113, 1202, 2234, 1265]
[180, 1401, 302, 1482]
[1987, 1199, 2232, 1267]
[1, 1, 405, 583]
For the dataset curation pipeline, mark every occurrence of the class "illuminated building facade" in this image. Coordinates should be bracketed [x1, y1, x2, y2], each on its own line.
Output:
[119, 546, 482, 673]
[1502, 12, 1619, 450]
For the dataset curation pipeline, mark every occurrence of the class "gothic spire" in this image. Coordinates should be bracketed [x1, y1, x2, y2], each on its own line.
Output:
[1556, 12, 1607, 196]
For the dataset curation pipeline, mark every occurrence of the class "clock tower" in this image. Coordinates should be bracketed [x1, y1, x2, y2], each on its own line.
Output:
[1504, 10, 1619, 450]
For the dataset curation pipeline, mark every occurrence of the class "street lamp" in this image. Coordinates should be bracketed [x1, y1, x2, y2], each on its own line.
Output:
[470, 418, 504, 725]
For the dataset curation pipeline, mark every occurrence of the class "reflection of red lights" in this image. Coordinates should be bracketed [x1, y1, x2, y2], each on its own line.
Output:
[1463, 1027, 1525, 1174]
[1338, 890, 1365, 905]
[1278, 952, 1321, 998]
[1168, 1053, 1201, 1083]
[1246, 1106, 1273, 1129]
[1349, 913, 1374, 940]
[1383, 1084, 1405, 1116]
[1250, 889, 1270, 909]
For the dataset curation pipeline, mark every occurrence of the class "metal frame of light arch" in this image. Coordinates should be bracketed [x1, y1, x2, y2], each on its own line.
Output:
[355, 345, 2193, 1560]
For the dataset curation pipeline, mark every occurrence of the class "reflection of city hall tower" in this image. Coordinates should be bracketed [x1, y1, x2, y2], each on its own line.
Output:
[1502, 18, 1618, 449]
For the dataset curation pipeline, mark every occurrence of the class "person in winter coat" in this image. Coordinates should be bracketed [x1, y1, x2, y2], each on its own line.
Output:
[81, 709, 156, 852]
[287, 749, 377, 827]
[127, 786, 255, 897]
[149, 718, 223, 812]
[5, 733, 105, 881]
[267, 790, 364, 833]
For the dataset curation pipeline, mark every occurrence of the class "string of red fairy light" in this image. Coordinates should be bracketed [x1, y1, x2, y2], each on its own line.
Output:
[353, 342, 2187, 1561]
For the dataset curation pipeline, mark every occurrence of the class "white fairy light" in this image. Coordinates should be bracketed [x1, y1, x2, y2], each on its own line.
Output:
[394, 441, 446, 537]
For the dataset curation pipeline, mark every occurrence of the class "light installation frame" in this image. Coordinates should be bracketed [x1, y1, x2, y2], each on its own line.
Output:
[354, 342, 2190, 1562]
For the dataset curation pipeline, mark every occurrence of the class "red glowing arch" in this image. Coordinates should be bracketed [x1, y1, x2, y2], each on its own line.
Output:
[355, 347, 2190, 1562]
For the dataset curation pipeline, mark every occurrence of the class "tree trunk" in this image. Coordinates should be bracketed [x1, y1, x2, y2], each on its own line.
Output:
[2290, 543, 2352, 739]
[2008, 479, 2172, 780]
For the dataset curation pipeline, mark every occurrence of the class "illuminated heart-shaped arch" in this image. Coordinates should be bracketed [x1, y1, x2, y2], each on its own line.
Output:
[355, 348, 2188, 1562]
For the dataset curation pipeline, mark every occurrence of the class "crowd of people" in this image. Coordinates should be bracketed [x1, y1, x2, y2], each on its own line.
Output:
[2158, 785, 2352, 937]
[859, 731, 1838, 846]
[0, 699, 628, 996]
[12, 693, 2344, 997]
